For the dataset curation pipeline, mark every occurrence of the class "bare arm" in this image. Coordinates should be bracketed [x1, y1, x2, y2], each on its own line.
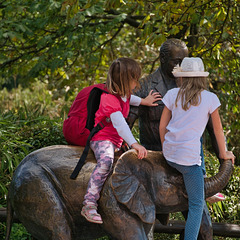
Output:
[206, 116, 220, 158]
[159, 106, 172, 149]
[211, 108, 235, 164]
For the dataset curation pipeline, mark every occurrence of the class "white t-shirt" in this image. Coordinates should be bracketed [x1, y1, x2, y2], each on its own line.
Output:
[162, 88, 221, 166]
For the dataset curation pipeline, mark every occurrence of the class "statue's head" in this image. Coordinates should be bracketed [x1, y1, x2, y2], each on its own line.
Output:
[160, 38, 188, 79]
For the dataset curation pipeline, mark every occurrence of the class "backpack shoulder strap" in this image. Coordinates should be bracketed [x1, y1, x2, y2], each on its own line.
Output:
[85, 87, 109, 131]
[70, 122, 105, 179]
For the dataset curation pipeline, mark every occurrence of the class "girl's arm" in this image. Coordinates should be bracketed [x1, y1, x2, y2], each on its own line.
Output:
[130, 90, 162, 107]
[110, 111, 147, 159]
[159, 106, 172, 148]
[211, 108, 235, 164]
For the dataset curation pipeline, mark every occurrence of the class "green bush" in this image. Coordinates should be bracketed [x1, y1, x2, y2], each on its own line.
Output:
[0, 223, 32, 240]
[0, 112, 67, 207]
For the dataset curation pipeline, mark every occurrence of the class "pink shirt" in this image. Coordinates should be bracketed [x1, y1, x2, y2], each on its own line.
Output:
[91, 93, 130, 148]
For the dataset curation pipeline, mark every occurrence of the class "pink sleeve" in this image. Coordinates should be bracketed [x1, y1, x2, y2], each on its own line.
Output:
[101, 94, 122, 117]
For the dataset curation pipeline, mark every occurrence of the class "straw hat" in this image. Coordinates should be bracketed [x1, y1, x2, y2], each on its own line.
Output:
[172, 57, 209, 77]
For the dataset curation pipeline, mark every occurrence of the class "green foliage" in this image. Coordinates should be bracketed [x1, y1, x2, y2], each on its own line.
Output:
[0, 82, 67, 207]
[0, 112, 66, 205]
[204, 150, 240, 224]
[0, 223, 32, 240]
[1, 0, 239, 89]
[217, 73, 240, 165]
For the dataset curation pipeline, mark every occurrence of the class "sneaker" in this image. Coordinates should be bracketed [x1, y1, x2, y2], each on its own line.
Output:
[206, 192, 226, 204]
[81, 205, 103, 224]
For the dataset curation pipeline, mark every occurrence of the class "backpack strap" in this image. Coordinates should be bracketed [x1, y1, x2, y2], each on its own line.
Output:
[85, 87, 109, 131]
[70, 118, 110, 180]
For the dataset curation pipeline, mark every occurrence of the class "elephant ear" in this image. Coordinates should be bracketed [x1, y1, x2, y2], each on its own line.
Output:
[111, 150, 155, 224]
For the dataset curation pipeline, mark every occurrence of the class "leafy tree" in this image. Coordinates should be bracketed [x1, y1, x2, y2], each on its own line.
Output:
[0, 0, 239, 87]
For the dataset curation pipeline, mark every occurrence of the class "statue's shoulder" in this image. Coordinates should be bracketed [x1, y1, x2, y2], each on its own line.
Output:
[135, 68, 162, 97]
[141, 68, 162, 82]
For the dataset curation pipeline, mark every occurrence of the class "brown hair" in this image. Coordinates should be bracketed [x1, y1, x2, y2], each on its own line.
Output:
[175, 77, 207, 110]
[106, 57, 141, 98]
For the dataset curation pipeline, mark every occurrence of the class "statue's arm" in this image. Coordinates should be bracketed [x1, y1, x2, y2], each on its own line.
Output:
[127, 105, 139, 129]
[127, 78, 147, 129]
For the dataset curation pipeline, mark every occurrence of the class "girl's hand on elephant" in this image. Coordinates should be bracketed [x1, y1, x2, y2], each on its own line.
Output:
[131, 143, 148, 159]
[221, 151, 235, 165]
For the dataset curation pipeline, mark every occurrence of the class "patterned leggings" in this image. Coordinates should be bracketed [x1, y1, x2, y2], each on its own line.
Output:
[83, 140, 116, 207]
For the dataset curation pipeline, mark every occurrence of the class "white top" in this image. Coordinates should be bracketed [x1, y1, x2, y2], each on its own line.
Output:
[162, 88, 221, 166]
[121, 94, 142, 106]
[110, 94, 141, 147]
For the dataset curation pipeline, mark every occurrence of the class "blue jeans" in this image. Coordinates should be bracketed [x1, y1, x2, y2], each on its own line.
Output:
[167, 161, 205, 240]
[200, 137, 206, 176]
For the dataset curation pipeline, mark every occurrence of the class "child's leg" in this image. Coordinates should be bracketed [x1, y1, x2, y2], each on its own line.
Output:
[167, 161, 204, 240]
[200, 136, 206, 176]
[183, 165, 204, 240]
[83, 140, 115, 207]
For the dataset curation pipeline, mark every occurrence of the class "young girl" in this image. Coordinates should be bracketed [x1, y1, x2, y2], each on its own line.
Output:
[159, 57, 235, 240]
[81, 57, 161, 224]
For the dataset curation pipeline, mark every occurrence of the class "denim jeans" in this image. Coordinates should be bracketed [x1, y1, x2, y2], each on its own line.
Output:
[200, 136, 206, 176]
[166, 160, 205, 240]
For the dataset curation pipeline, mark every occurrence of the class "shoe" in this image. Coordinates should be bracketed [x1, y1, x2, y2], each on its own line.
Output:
[81, 205, 103, 224]
[206, 192, 226, 204]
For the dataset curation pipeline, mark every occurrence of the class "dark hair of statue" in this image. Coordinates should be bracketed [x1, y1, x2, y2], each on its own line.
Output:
[160, 38, 187, 59]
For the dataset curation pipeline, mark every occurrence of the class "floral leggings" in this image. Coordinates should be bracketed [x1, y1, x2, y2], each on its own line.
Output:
[83, 140, 116, 207]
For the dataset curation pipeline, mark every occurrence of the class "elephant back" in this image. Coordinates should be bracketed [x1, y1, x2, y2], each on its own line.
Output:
[7, 145, 110, 240]
[8, 145, 97, 223]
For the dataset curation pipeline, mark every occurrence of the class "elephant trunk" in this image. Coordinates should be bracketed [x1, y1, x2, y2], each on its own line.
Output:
[204, 159, 233, 198]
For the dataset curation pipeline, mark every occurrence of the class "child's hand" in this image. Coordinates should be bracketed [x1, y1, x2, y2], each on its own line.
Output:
[141, 90, 162, 106]
[131, 143, 148, 159]
[220, 151, 235, 165]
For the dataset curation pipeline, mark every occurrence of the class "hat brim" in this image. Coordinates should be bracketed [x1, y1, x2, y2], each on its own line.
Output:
[173, 72, 209, 77]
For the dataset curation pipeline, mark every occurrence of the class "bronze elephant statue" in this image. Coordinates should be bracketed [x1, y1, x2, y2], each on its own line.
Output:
[5, 145, 233, 240]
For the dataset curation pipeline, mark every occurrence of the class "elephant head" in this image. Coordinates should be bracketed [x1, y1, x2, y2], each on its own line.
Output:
[111, 149, 233, 225]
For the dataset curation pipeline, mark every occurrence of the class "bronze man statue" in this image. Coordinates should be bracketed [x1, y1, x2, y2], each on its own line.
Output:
[128, 38, 219, 239]
[128, 38, 188, 150]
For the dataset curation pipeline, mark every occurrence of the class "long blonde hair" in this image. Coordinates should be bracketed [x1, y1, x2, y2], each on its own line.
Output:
[106, 57, 141, 98]
[175, 77, 207, 110]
